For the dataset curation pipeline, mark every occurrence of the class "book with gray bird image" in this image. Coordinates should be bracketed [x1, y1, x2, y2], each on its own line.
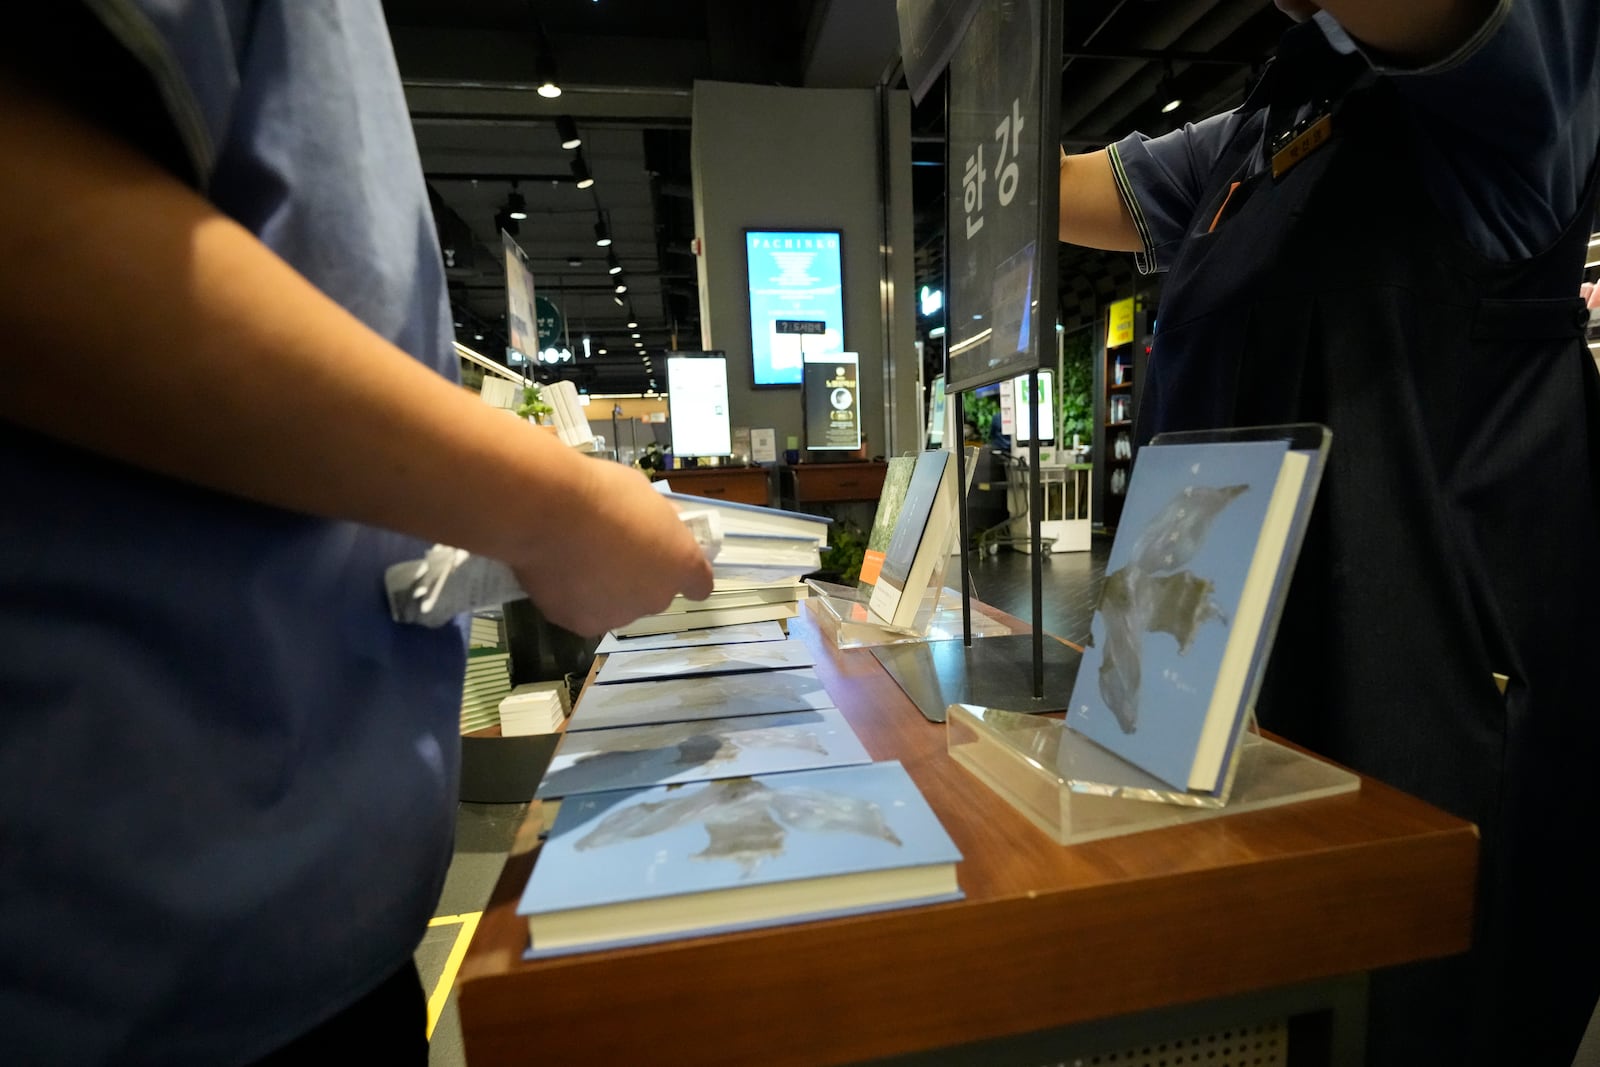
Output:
[518, 760, 961, 956]
[1065, 426, 1329, 795]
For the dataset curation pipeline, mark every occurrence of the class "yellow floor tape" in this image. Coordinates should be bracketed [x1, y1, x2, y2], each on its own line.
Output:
[425, 912, 482, 1040]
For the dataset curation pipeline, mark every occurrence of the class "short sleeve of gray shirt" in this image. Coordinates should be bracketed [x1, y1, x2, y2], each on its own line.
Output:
[1107, 0, 1600, 269]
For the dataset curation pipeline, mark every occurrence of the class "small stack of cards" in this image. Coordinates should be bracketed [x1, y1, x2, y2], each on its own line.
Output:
[499, 681, 572, 737]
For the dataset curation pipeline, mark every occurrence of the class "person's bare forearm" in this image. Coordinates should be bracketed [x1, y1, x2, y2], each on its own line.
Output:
[0, 75, 713, 629]
[1058, 148, 1142, 251]
[0, 76, 592, 562]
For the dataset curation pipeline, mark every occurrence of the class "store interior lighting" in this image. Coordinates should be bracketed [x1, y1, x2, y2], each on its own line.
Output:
[556, 115, 581, 150]
[570, 155, 594, 189]
[504, 183, 527, 221]
[594, 217, 612, 247]
[1159, 64, 1181, 114]
[606, 250, 622, 275]
[535, 47, 561, 99]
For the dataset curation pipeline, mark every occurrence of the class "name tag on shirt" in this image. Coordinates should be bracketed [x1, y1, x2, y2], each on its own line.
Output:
[1271, 112, 1334, 179]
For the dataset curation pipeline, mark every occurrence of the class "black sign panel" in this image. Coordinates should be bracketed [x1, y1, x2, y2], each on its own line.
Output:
[895, 0, 986, 105]
[775, 320, 828, 335]
[944, 0, 1061, 394]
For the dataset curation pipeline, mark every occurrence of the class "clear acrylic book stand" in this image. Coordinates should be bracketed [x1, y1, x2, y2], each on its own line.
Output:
[946, 703, 1359, 845]
[805, 579, 1012, 649]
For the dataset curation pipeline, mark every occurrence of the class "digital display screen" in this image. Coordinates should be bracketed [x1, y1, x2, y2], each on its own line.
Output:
[944, 0, 1058, 393]
[666, 353, 732, 458]
[745, 230, 845, 387]
[999, 370, 1054, 441]
[803, 352, 861, 452]
[926, 373, 948, 446]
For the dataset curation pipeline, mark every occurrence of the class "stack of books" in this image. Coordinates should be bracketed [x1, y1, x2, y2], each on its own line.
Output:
[660, 490, 832, 585]
[516, 618, 964, 958]
[460, 647, 513, 734]
[543, 380, 599, 452]
[499, 681, 572, 737]
[468, 611, 503, 650]
[611, 578, 810, 638]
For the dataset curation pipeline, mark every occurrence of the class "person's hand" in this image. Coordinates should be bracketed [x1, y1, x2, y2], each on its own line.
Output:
[508, 459, 715, 635]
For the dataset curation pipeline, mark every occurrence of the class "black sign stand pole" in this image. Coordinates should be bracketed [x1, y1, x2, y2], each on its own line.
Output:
[954, 389, 973, 645]
[872, 0, 1077, 722]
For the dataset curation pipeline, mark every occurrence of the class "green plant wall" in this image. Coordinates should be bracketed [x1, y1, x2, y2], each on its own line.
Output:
[1059, 327, 1094, 452]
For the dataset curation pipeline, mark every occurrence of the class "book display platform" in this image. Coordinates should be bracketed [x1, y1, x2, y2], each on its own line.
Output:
[456, 598, 1477, 1067]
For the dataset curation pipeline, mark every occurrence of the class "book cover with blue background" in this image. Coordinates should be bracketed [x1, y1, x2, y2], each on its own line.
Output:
[595, 620, 789, 655]
[568, 667, 834, 732]
[593, 638, 815, 685]
[535, 706, 872, 800]
[519, 760, 962, 955]
[1065, 439, 1290, 790]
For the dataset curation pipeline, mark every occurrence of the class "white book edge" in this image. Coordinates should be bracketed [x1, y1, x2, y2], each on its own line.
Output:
[527, 864, 958, 952]
[1186, 449, 1310, 790]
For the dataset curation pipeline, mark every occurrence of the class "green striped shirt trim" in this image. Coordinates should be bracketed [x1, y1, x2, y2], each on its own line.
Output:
[1107, 141, 1159, 274]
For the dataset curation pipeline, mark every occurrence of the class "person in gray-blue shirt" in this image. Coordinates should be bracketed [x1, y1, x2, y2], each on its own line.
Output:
[0, 4, 713, 1064]
[1059, 3, 1600, 1065]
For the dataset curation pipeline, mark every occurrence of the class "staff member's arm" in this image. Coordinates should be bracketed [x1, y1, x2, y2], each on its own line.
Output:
[1057, 0, 1503, 250]
[0, 73, 712, 635]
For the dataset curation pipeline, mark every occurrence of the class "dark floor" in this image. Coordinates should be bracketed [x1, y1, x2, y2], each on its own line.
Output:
[417, 537, 1114, 1066]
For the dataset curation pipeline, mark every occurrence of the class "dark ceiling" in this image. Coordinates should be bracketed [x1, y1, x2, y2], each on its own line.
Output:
[381, 0, 1294, 394]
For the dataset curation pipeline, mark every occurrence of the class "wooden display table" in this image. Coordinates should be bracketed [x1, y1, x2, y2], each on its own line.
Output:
[457, 602, 1477, 1066]
[780, 459, 890, 505]
[651, 464, 771, 506]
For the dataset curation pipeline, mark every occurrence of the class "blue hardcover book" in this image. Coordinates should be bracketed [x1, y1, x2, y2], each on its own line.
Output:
[594, 620, 790, 656]
[1065, 431, 1325, 794]
[535, 706, 872, 800]
[593, 637, 816, 685]
[567, 666, 834, 732]
[518, 760, 962, 957]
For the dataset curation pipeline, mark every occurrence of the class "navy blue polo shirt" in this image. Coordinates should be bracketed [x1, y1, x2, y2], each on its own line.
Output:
[1110, 0, 1600, 271]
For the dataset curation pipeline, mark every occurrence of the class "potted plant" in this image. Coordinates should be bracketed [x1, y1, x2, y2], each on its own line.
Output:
[516, 383, 554, 426]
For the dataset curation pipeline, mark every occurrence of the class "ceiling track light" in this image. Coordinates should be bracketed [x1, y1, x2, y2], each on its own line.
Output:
[594, 218, 612, 248]
[606, 250, 622, 275]
[505, 182, 527, 221]
[570, 155, 594, 189]
[614, 282, 628, 294]
[557, 115, 582, 150]
[1158, 61, 1182, 115]
[535, 44, 562, 99]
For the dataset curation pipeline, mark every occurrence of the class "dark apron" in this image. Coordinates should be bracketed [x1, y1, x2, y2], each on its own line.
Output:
[1139, 24, 1600, 1067]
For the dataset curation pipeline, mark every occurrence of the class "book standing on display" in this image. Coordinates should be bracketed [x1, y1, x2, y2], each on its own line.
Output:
[947, 424, 1357, 844]
[865, 450, 959, 631]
